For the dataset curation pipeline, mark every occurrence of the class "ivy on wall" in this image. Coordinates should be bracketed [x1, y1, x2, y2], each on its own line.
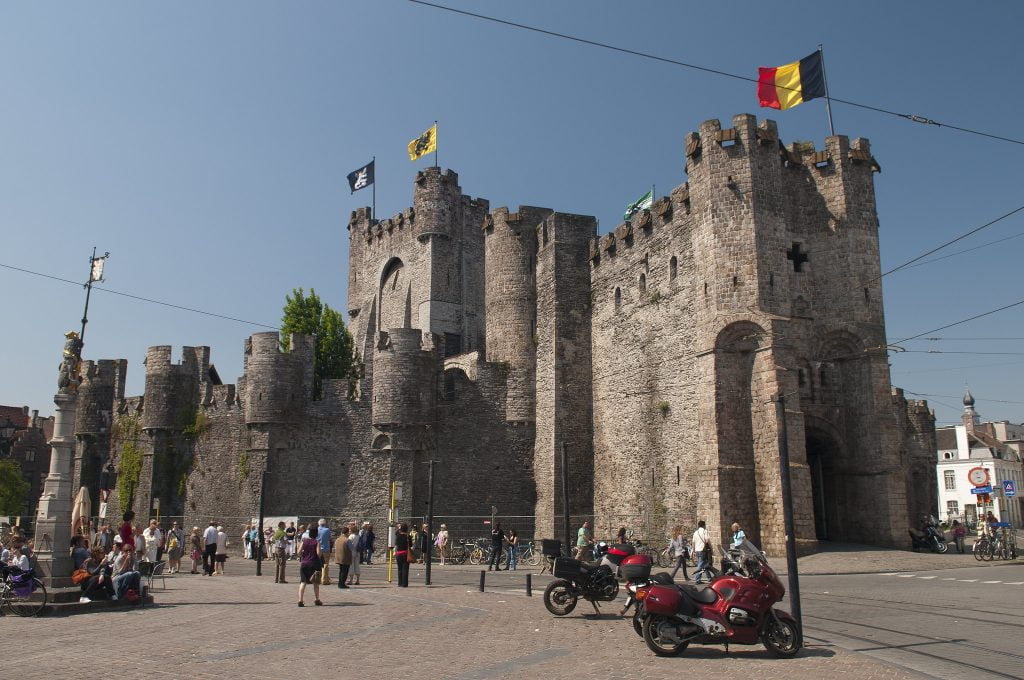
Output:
[114, 414, 143, 509]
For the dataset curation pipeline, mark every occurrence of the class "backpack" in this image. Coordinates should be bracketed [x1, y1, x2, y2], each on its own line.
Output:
[124, 588, 140, 604]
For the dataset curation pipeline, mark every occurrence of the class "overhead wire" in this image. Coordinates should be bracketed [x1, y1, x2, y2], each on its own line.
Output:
[0, 261, 281, 330]
[406, 0, 1024, 146]
[890, 298, 1024, 345]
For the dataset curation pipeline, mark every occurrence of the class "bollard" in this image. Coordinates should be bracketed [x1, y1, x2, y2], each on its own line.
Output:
[480, 570, 486, 592]
[526, 573, 532, 597]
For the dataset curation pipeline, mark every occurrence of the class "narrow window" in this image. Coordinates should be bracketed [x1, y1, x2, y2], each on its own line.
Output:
[798, 369, 806, 387]
[944, 470, 956, 490]
[639, 274, 646, 294]
[676, 466, 680, 486]
[614, 287, 621, 310]
[864, 287, 870, 302]
[669, 256, 677, 281]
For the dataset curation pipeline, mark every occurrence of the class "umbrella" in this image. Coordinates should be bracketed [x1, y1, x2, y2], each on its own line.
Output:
[71, 486, 92, 536]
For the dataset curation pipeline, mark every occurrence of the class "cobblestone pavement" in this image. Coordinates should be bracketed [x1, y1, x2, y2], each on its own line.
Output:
[784, 541, 1019, 575]
[1, 562, 924, 680]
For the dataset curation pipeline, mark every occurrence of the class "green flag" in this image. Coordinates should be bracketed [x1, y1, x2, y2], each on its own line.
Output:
[623, 190, 653, 221]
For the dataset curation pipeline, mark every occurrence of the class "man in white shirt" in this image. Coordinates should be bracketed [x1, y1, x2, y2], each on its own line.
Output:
[202, 521, 218, 576]
[692, 520, 712, 585]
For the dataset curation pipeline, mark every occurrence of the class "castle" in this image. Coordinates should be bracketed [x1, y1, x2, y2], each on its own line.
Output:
[68, 114, 937, 554]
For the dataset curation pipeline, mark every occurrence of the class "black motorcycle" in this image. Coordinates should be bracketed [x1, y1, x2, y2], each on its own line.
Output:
[543, 556, 619, 616]
[909, 515, 949, 554]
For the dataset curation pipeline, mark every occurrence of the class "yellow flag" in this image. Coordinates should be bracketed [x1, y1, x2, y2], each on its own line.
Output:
[408, 124, 437, 161]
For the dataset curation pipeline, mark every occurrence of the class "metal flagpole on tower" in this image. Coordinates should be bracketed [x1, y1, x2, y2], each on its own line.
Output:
[80, 248, 109, 344]
[372, 156, 376, 222]
[818, 44, 835, 136]
[434, 120, 438, 168]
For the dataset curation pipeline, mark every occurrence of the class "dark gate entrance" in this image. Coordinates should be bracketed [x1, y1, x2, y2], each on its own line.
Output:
[805, 427, 839, 541]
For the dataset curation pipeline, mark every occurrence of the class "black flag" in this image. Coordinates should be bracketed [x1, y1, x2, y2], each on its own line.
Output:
[347, 160, 375, 194]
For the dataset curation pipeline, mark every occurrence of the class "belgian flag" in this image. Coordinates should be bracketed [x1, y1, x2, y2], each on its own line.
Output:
[757, 51, 826, 110]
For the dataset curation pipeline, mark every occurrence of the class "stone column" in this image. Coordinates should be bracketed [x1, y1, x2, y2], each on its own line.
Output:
[33, 391, 78, 584]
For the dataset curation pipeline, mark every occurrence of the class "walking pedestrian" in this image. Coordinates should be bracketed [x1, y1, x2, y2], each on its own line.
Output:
[488, 522, 505, 571]
[285, 521, 297, 559]
[202, 521, 218, 575]
[273, 521, 288, 583]
[189, 526, 202, 574]
[409, 524, 420, 563]
[435, 524, 449, 566]
[334, 526, 352, 588]
[419, 523, 431, 564]
[395, 523, 411, 587]
[316, 519, 333, 585]
[346, 522, 361, 585]
[242, 524, 252, 560]
[215, 525, 229, 575]
[363, 523, 376, 564]
[507, 528, 519, 571]
[730, 522, 746, 548]
[669, 526, 690, 581]
[952, 519, 966, 554]
[143, 520, 162, 563]
[166, 521, 183, 573]
[297, 529, 322, 607]
[575, 520, 594, 560]
[692, 520, 712, 584]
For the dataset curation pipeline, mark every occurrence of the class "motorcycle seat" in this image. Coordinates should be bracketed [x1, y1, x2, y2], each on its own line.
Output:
[680, 584, 718, 604]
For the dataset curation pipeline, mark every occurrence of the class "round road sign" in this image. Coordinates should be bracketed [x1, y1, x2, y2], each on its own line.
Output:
[968, 466, 990, 487]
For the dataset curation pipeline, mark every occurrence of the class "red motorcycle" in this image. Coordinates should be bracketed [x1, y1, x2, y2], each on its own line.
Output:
[636, 539, 801, 657]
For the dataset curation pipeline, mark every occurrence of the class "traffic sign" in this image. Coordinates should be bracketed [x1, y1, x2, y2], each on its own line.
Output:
[971, 485, 993, 495]
[1003, 480, 1017, 497]
[968, 467, 990, 486]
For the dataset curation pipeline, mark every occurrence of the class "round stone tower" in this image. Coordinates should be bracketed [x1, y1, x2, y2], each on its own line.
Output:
[412, 167, 462, 241]
[243, 332, 313, 425]
[372, 328, 434, 428]
[484, 206, 550, 422]
[142, 346, 180, 431]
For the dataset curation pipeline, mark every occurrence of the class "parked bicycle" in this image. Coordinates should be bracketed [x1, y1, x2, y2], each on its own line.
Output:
[0, 568, 47, 617]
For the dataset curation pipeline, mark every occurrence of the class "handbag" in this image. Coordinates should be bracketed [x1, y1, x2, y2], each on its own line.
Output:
[71, 568, 90, 585]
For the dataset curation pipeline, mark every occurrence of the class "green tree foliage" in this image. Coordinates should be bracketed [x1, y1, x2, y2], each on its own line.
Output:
[0, 460, 30, 515]
[280, 287, 357, 398]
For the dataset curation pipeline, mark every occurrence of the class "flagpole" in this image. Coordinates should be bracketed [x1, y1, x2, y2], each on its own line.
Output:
[372, 156, 376, 222]
[818, 44, 835, 136]
[434, 120, 438, 169]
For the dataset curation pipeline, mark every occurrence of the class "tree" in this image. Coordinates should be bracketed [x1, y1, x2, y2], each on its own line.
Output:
[0, 460, 30, 515]
[281, 288, 357, 398]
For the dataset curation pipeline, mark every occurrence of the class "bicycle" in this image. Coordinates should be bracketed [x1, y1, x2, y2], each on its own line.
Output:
[517, 541, 542, 567]
[973, 534, 995, 561]
[1, 568, 47, 617]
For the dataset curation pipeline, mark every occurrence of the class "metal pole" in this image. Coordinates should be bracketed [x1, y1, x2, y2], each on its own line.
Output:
[388, 481, 396, 583]
[371, 155, 376, 222]
[256, 466, 266, 576]
[775, 393, 802, 636]
[425, 459, 435, 586]
[434, 120, 438, 168]
[526, 573, 532, 597]
[561, 441, 571, 554]
[818, 44, 835, 136]
[80, 247, 96, 343]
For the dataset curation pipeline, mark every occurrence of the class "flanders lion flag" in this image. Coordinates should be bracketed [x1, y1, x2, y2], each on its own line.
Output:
[408, 124, 437, 161]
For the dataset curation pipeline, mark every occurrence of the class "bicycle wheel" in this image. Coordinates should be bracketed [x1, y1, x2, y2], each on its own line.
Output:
[527, 548, 541, 567]
[5, 578, 47, 617]
[469, 548, 483, 565]
[973, 539, 987, 561]
[982, 542, 995, 561]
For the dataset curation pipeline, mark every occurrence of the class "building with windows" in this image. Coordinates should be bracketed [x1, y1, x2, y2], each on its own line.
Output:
[936, 390, 1024, 528]
[0, 405, 53, 522]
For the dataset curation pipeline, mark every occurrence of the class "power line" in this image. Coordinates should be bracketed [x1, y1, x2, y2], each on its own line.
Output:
[903, 390, 1024, 406]
[890, 298, 1024, 345]
[917, 337, 1024, 342]
[407, 0, 1024, 146]
[0, 262, 280, 330]
[899, 350, 1024, 356]
[903, 230, 1024, 270]
[891, 359, 1024, 375]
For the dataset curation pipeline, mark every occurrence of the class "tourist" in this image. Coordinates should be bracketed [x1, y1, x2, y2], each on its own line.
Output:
[952, 520, 966, 554]
[434, 523, 449, 566]
[575, 520, 593, 560]
[692, 520, 711, 585]
[395, 523, 411, 587]
[215, 525, 229, 575]
[79, 547, 113, 602]
[669, 526, 690, 581]
[409, 524, 419, 563]
[362, 523, 376, 564]
[242, 523, 252, 559]
[488, 522, 505, 571]
[262, 525, 272, 559]
[730, 522, 746, 548]
[616, 527, 628, 544]
[316, 519, 333, 585]
[346, 522, 361, 585]
[333, 526, 351, 588]
[118, 510, 135, 546]
[111, 542, 141, 600]
[285, 521, 297, 559]
[71, 536, 91, 570]
[93, 524, 115, 554]
[297, 527, 322, 607]
[189, 526, 202, 574]
[419, 523, 431, 564]
[165, 521, 183, 573]
[143, 519, 162, 563]
[202, 521, 218, 575]
[506, 528, 519, 571]
[133, 524, 145, 561]
[273, 521, 288, 583]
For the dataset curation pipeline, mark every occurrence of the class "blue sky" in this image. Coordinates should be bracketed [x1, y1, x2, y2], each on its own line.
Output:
[2, 1, 1022, 427]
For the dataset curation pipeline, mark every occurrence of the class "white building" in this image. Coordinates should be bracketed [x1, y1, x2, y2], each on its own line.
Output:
[935, 390, 1023, 529]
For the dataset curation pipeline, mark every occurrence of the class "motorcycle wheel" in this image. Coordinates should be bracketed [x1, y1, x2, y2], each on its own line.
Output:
[762, 614, 802, 658]
[543, 580, 578, 616]
[934, 538, 949, 554]
[632, 610, 643, 637]
[642, 615, 689, 656]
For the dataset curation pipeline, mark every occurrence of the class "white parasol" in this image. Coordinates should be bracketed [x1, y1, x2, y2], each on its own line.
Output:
[71, 486, 92, 536]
